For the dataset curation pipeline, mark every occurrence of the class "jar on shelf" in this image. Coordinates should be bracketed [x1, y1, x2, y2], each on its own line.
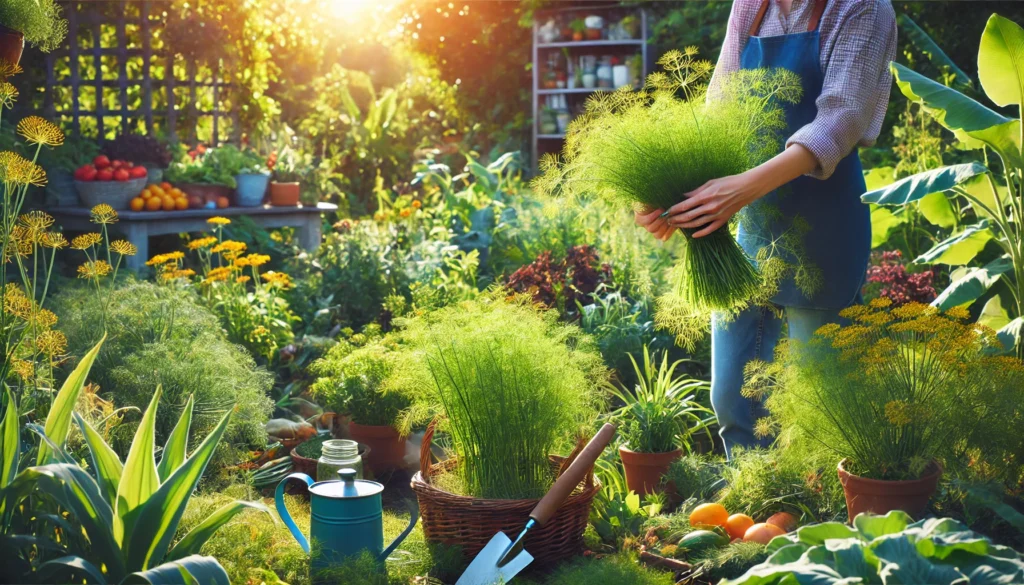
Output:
[317, 439, 363, 482]
[596, 56, 613, 89]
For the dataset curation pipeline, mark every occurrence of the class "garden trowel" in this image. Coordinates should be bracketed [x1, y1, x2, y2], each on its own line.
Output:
[455, 423, 617, 585]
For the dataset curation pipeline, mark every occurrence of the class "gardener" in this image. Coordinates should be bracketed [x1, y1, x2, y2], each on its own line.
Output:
[636, 0, 897, 456]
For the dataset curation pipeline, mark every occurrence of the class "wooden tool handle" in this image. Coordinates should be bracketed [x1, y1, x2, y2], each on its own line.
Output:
[530, 423, 616, 526]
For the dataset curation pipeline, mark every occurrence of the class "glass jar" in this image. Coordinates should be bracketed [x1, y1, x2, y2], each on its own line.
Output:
[317, 439, 363, 482]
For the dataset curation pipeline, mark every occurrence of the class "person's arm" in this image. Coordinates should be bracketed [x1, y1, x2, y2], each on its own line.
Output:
[664, 0, 897, 237]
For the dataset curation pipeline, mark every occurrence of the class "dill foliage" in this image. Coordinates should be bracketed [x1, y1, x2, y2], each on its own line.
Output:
[534, 48, 801, 314]
[393, 293, 607, 499]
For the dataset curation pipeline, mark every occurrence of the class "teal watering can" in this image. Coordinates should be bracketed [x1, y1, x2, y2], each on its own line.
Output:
[276, 468, 418, 570]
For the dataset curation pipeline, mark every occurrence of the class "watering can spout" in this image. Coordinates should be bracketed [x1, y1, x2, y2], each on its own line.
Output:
[275, 469, 419, 567]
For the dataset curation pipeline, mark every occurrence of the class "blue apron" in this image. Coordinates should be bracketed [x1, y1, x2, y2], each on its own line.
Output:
[736, 0, 870, 309]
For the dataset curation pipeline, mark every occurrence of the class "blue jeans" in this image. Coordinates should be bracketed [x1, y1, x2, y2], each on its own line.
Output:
[710, 304, 847, 458]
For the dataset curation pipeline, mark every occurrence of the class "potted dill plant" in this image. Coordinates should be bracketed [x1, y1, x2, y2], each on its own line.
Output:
[395, 293, 608, 564]
[309, 338, 412, 474]
[0, 0, 66, 64]
[534, 49, 803, 331]
[745, 299, 1024, 519]
[611, 346, 714, 496]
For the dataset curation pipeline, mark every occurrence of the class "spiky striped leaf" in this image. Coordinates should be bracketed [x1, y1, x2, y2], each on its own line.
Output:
[157, 395, 193, 482]
[38, 337, 105, 465]
[115, 386, 163, 547]
[74, 412, 124, 506]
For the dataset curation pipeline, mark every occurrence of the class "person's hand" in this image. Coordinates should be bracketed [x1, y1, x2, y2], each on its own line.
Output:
[664, 171, 766, 238]
[635, 207, 676, 241]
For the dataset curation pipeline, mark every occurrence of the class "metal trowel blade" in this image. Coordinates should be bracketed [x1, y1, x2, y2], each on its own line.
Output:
[455, 531, 535, 585]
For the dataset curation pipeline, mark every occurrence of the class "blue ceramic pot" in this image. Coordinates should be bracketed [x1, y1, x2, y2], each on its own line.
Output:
[235, 172, 270, 207]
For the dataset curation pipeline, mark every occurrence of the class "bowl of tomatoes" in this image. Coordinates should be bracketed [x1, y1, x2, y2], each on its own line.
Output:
[74, 156, 149, 210]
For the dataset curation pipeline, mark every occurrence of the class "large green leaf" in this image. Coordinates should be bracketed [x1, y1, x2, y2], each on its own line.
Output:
[1, 386, 18, 488]
[960, 174, 1009, 217]
[995, 317, 1024, 354]
[719, 562, 847, 585]
[897, 14, 973, 90]
[870, 205, 908, 249]
[37, 555, 109, 585]
[157, 395, 193, 482]
[38, 336, 105, 465]
[794, 522, 860, 546]
[860, 163, 988, 205]
[892, 63, 1023, 168]
[978, 14, 1024, 107]
[125, 410, 232, 572]
[13, 464, 125, 578]
[871, 536, 969, 584]
[919, 191, 957, 228]
[123, 555, 230, 585]
[166, 501, 271, 561]
[978, 295, 1012, 330]
[115, 387, 163, 548]
[854, 510, 912, 540]
[74, 412, 124, 506]
[914, 221, 993, 265]
[932, 256, 1012, 309]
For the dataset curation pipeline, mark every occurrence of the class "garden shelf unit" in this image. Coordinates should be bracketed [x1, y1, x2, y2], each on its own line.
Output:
[531, 4, 650, 172]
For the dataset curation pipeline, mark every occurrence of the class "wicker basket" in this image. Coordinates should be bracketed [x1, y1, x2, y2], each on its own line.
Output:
[410, 419, 599, 567]
[75, 177, 146, 210]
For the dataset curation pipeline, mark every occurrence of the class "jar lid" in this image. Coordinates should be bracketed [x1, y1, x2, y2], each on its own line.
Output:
[309, 468, 383, 499]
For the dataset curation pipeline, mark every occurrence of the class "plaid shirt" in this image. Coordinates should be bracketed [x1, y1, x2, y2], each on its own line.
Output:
[710, 0, 897, 179]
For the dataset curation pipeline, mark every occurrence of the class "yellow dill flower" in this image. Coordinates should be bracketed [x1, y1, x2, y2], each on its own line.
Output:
[77, 260, 113, 279]
[814, 323, 841, 338]
[263, 271, 293, 289]
[891, 302, 933, 320]
[110, 240, 137, 256]
[944, 306, 970, 321]
[17, 116, 64, 147]
[90, 204, 118, 224]
[753, 417, 777, 439]
[10, 359, 33, 381]
[0, 59, 23, 80]
[2, 285, 32, 319]
[211, 240, 246, 254]
[31, 309, 58, 328]
[40, 232, 68, 249]
[207, 216, 231, 226]
[0, 151, 44, 186]
[71, 233, 103, 250]
[0, 81, 17, 108]
[17, 210, 54, 232]
[868, 297, 892, 309]
[187, 236, 217, 250]
[35, 329, 68, 356]
[838, 305, 870, 321]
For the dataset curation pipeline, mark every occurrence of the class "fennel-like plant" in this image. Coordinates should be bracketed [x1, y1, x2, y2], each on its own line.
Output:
[535, 48, 802, 313]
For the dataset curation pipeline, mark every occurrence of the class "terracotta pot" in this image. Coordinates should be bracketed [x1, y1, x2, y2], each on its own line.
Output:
[619, 445, 682, 496]
[348, 422, 407, 474]
[572, 32, 584, 42]
[269, 181, 300, 206]
[0, 25, 24, 69]
[584, 28, 602, 40]
[837, 458, 942, 520]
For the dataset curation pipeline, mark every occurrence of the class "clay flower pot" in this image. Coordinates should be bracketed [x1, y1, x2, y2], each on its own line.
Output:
[619, 445, 682, 496]
[269, 181, 300, 206]
[348, 422, 408, 474]
[837, 458, 942, 520]
[0, 25, 24, 68]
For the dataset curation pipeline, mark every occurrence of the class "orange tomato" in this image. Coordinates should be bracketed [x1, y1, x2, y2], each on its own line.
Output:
[174, 197, 188, 210]
[170, 188, 183, 197]
[150, 186, 165, 198]
[139, 187, 151, 199]
[216, 195, 229, 209]
[129, 197, 145, 212]
[144, 196, 162, 211]
[689, 503, 729, 529]
[766, 512, 798, 533]
[743, 523, 786, 545]
[725, 514, 755, 540]
[161, 196, 175, 211]
[160, 181, 172, 191]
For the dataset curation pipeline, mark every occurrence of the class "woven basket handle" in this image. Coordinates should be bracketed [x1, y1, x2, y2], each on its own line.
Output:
[419, 417, 440, 483]
[531, 423, 616, 525]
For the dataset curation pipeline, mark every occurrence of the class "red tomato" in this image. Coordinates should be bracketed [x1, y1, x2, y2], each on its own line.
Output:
[124, 161, 134, 168]
[76, 165, 97, 181]
[113, 168, 131, 182]
[129, 165, 148, 179]
[96, 169, 114, 181]
[93, 155, 111, 169]
[111, 160, 124, 169]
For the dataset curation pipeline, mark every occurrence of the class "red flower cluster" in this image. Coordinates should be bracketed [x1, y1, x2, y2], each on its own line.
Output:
[864, 250, 936, 306]
[506, 245, 612, 317]
[187, 144, 208, 160]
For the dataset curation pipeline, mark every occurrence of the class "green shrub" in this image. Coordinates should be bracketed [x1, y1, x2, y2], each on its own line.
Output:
[53, 280, 273, 466]
[520, 553, 674, 585]
[394, 293, 606, 499]
[663, 454, 725, 502]
[0, 0, 67, 51]
[309, 338, 411, 427]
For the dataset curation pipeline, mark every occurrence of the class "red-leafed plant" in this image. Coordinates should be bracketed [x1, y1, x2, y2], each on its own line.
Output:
[864, 250, 936, 306]
[506, 245, 612, 318]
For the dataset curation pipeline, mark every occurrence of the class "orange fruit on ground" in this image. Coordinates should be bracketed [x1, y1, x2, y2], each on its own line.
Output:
[689, 503, 729, 529]
[743, 523, 786, 544]
[725, 513, 756, 540]
[216, 195, 229, 209]
[144, 196, 162, 211]
[174, 197, 188, 210]
[129, 197, 145, 212]
[161, 196, 175, 211]
[766, 512, 798, 533]
[160, 181, 172, 191]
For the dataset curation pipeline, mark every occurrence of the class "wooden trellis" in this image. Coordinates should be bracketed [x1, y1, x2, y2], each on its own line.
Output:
[42, 0, 239, 144]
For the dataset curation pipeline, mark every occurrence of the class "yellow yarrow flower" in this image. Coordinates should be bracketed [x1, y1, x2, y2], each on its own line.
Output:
[17, 116, 64, 147]
[187, 236, 218, 250]
[211, 240, 246, 255]
[207, 216, 231, 226]
[263, 271, 293, 289]
[236, 275, 251, 284]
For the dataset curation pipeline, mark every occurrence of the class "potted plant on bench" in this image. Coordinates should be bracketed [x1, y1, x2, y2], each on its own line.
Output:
[268, 146, 311, 206]
[0, 0, 66, 64]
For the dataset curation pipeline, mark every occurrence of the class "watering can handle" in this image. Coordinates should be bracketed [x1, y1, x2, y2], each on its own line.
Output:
[530, 423, 617, 526]
[380, 498, 420, 562]
[275, 472, 314, 554]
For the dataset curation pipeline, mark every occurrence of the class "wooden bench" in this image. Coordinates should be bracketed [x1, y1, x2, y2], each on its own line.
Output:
[50, 202, 338, 271]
